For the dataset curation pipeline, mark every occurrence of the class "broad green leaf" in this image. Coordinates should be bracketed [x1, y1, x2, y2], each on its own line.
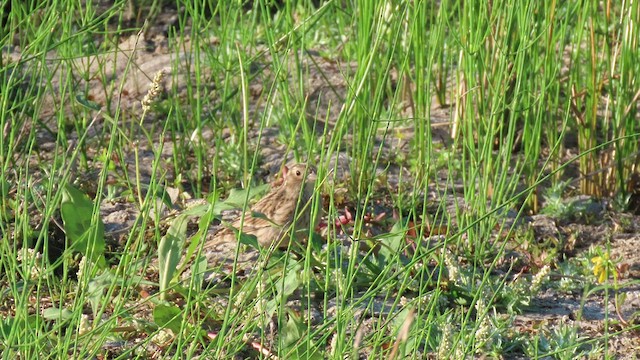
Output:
[42, 307, 74, 321]
[158, 213, 189, 299]
[0, 315, 41, 341]
[212, 183, 269, 213]
[0, 317, 12, 340]
[75, 94, 102, 111]
[181, 202, 218, 272]
[378, 220, 406, 261]
[0, 174, 9, 196]
[60, 184, 106, 268]
[281, 312, 302, 349]
[130, 183, 175, 208]
[266, 262, 302, 317]
[153, 304, 183, 334]
[188, 255, 208, 290]
[280, 262, 303, 298]
[182, 202, 211, 217]
[248, 211, 279, 226]
[280, 310, 323, 360]
[177, 199, 223, 281]
[87, 271, 113, 317]
[238, 231, 260, 249]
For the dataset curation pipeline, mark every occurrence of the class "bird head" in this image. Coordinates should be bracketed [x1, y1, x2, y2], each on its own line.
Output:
[284, 163, 317, 185]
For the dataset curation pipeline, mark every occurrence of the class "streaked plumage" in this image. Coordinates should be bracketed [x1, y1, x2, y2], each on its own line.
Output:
[204, 163, 317, 253]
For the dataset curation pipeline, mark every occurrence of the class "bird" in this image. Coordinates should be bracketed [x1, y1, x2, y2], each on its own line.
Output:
[203, 163, 318, 254]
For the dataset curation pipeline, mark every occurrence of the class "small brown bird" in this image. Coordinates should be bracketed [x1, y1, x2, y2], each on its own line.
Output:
[204, 163, 317, 254]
